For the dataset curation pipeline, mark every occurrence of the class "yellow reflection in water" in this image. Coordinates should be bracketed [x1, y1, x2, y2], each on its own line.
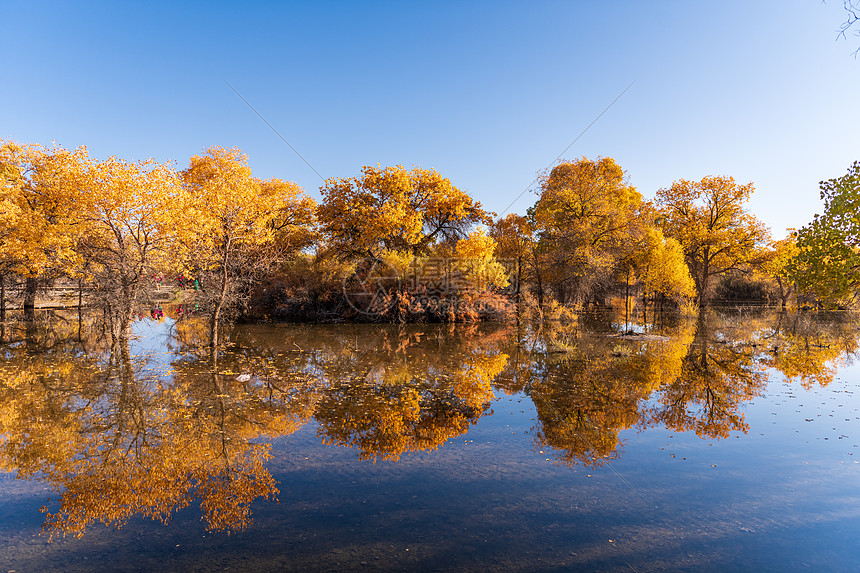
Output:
[1, 308, 858, 537]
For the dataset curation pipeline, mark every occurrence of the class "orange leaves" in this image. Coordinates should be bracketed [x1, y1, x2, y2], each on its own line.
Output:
[177, 146, 315, 262]
[173, 146, 316, 345]
[490, 214, 532, 259]
[530, 156, 648, 301]
[318, 164, 491, 258]
[533, 156, 641, 231]
[0, 139, 180, 288]
[0, 141, 91, 276]
[655, 175, 770, 300]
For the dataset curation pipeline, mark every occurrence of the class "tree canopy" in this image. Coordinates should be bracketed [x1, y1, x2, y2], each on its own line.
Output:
[790, 161, 860, 305]
[177, 146, 316, 346]
[318, 165, 491, 259]
[656, 176, 769, 304]
[11, 137, 860, 324]
[531, 156, 647, 304]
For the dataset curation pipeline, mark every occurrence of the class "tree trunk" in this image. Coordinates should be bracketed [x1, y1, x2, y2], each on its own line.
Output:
[699, 248, 710, 307]
[211, 301, 222, 349]
[776, 277, 790, 308]
[77, 277, 83, 330]
[642, 291, 648, 332]
[515, 257, 522, 323]
[534, 262, 544, 316]
[0, 274, 5, 322]
[211, 264, 229, 348]
[117, 280, 134, 339]
[624, 269, 630, 333]
[105, 301, 118, 344]
[23, 277, 37, 321]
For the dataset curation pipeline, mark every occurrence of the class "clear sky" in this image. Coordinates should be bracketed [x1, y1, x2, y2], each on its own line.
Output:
[2, 1, 858, 238]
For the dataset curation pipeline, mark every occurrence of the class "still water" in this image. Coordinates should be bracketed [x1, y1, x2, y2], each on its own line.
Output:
[2, 308, 860, 571]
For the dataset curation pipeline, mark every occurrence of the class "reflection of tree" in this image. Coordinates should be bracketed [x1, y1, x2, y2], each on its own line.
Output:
[221, 323, 509, 461]
[168, 313, 214, 351]
[530, 352, 645, 467]
[762, 310, 860, 388]
[4, 309, 858, 537]
[649, 312, 768, 439]
[526, 321, 694, 467]
[309, 325, 509, 461]
[0, 308, 108, 353]
[523, 309, 808, 465]
[0, 320, 305, 537]
[179, 323, 510, 463]
[1, 319, 513, 536]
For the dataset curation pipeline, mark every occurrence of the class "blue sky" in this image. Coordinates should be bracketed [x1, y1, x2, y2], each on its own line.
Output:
[2, 1, 858, 238]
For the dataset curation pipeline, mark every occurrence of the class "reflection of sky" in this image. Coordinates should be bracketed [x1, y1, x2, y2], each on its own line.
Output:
[130, 317, 177, 370]
[609, 363, 860, 569]
[5, 320, 860, 570]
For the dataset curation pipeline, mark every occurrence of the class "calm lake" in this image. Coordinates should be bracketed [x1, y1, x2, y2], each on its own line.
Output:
[2, 308, 860, 572]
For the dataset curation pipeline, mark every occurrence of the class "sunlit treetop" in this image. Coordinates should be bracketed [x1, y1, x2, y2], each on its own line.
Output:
[656, 175, 770, 301]
[0, 141, 92, 276]
[790, 161, 860, 303]
[318, 164, 492, 259]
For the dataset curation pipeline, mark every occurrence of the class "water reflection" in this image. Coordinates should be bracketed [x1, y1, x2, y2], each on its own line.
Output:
[763, 310, 860, 388]
[527, 309, 860, 466]
[1, 307, 859, 538]
[0, 325, 282, 537]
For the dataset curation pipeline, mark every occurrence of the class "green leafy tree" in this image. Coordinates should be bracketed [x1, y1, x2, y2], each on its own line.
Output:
[790, 161, 860, 306]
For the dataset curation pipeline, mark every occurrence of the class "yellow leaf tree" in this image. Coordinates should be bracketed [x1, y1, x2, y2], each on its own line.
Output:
[758, 235, 800, 307]
[73, 153, 179, 338]
[656, 176, 770, 305]
[0, 141, 89, 317]
[531, 156, 646, 305]
[637, 227, 697, 318]
[318, 165, 491, 259]
[177, 146, 315, 347]
[489, 213, 535, 315]
[453, 228, 509, 292]
[0, 154, 23, 319]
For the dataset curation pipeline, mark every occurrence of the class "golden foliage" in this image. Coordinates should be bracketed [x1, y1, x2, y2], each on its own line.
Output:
[318, 165, 491, 258]
[454, 228, 509, 291]
[312, 326, 508, 461]
[176, 146, 315, 344]
[637, 227, 696, 300]
[0, 141, 90, 276]
[656, 176, 770, 301]
[0, 336, 297, 538]
[529, 156, 659, 308]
